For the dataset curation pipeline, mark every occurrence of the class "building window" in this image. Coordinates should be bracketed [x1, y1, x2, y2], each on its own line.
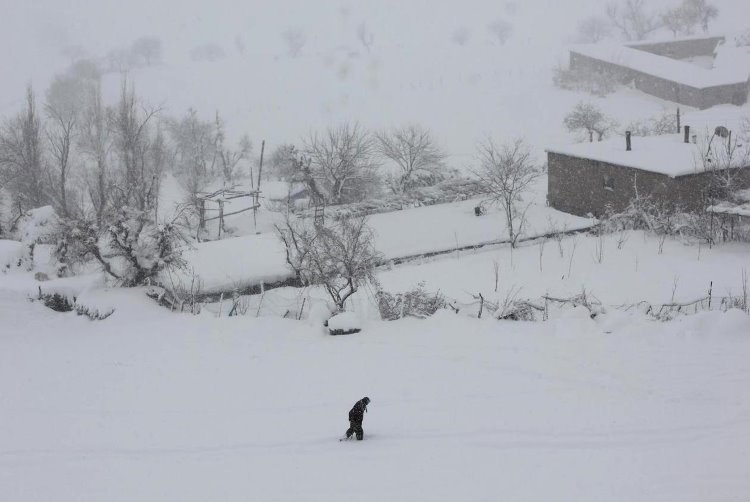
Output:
[603, 175, 614, 192]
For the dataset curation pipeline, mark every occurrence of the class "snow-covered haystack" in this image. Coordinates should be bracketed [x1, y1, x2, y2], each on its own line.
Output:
[327, 311, 361, 335]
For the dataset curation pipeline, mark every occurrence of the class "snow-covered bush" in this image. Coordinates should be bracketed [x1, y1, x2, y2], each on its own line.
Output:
[602, 194, 684, 236]
[56, 208, 187, 286]
[327, 311, 361, 335]
[376, 282, 447, 320]
[11, 206, 60, 244]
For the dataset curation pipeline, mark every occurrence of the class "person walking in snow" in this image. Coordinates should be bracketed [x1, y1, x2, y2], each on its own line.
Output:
[345, 397, 370, 440]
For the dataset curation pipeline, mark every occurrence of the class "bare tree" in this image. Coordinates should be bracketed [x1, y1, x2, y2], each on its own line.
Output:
[487, 19, 513, 45]
[606, 0, 661, 41]
[105, 48, 134, 73]
[472, 139, 540, 247]
[267, 144, 299, 181]
[564, 102, 617, 142]
[577, 16, 612, 43]
[45, 91, 78, 217]
[78, 80, 113, 225]
[0, 85, 49, 216]
[213, 113, 251, 183]
[131, 37, 162, 66]
[452, 27, 471, 46]
[684, 0, 718, 32]
[283, 28, 307, 58]
[304, 123, 379, 205]
[275, 214, 381, 311]
[167, 108, 217, 206]
[661, 7, 694, 37]
[110, 80, 163, 212]
[375, 125, 447, 194]
[357, 22, 374, 53]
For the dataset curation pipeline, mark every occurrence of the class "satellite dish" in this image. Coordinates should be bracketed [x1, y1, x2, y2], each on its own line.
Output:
[715, 126, 730, 138]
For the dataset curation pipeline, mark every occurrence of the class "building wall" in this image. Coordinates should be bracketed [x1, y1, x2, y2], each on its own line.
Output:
[569, 52, 750, 109]
[547, 152, 750, 217]
[628, 37, 724, 59]
[547, 152, 671, 217]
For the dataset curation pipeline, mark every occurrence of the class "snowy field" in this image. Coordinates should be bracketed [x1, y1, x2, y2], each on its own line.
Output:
[1, 286, 750, 501]
[2, 0, 750, 500]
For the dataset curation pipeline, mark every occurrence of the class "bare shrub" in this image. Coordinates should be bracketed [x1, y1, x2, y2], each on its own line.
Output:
[376, 282, 447, 320]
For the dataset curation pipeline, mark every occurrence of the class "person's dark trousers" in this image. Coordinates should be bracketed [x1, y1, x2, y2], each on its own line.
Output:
[346, 420, 364, 440]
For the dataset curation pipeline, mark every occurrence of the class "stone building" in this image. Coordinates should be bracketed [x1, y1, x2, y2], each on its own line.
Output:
[569, 36, 750, 109]
[546, 128, 750, 217]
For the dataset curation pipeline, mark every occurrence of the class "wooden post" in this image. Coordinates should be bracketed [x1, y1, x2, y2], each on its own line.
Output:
[198, 199, 206, 230]
[254, 140, 265, 233]
[218, 200, 224, 239]
[676, 107, 680, 133]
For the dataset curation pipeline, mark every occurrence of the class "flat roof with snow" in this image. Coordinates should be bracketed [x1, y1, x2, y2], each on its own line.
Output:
[546, 133, 748, 178]
[570, 43, 750, 89]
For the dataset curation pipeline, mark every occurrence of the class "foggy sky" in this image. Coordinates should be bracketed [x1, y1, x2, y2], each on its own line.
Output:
[0, 0, 747, 116]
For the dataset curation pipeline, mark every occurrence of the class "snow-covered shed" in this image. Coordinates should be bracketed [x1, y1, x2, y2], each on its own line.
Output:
[546, 127, 750, 217]
[569, 36, 750, 109]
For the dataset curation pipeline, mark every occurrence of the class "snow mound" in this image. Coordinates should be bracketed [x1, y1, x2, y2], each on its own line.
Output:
[12, 206, 60, 244]
[0, 239, 26, 270]
[327, 311, 362, 335]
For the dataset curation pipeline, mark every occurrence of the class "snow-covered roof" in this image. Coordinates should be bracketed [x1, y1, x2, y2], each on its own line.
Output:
[547, 132, 749, 178]
[570, 43, 750, 89]
[625, 34, 724, 47]
[262, 181, 307, 201]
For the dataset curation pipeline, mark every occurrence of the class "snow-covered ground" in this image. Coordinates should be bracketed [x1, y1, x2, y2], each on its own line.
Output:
[2, 1, 750, 500]
[1, 286, 749, 501]
[171, 191, 592, 294]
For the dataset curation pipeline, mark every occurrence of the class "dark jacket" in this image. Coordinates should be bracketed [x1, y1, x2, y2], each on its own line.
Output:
[348, 398, 369, 423]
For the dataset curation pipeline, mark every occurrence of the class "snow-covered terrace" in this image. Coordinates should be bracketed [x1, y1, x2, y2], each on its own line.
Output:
[569, 42, 750, 89]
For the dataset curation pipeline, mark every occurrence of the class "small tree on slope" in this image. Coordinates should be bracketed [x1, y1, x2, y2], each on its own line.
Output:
[276, 214, 381, 312]
[472, 139, 540, 248]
